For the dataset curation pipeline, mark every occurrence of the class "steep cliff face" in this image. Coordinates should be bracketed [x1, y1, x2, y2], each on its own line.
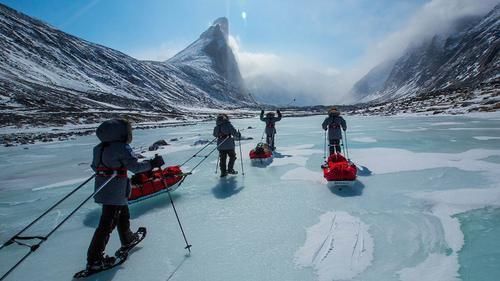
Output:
[0, 4, 253, 126]
[169, 17, 253, 104]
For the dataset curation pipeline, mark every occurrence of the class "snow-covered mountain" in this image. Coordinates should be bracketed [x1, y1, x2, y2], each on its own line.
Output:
[168, 17, 252, 104]
[0, 4, 254, 127]
[350, 5, 499, 103]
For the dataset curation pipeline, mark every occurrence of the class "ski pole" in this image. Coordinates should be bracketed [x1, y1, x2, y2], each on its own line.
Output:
[323, 130, 327, 160]
[166, 189, 192, 254]
[0, 174, 96, 252]
[343, 130, 350, 160]
[215, 156, 219, 174]
[238, 130, 245, 176]
[0, 173, 117, 281]
[179, 137, 217, 167]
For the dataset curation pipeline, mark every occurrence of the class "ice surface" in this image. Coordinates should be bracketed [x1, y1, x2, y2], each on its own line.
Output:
[1, 115, 500, 281]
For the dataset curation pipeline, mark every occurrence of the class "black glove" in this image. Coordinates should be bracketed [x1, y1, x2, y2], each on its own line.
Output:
[150, 154, 165, 168]
[260, 110, 264, 115]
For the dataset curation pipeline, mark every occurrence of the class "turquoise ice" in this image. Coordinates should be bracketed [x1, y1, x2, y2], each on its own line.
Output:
[1, 114, 500, 281]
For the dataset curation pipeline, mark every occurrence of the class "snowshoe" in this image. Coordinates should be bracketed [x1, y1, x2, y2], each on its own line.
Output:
[227, 170, 238, 175]
[115, 227, 147, 259]
[73, 227, 146, 279]
[74, 255, 121, 279]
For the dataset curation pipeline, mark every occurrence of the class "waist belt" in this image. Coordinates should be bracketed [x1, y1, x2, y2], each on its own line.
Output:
[267, 123, 275, 128]
[96, 167, 128, 178]
[218, 134, 229, 139]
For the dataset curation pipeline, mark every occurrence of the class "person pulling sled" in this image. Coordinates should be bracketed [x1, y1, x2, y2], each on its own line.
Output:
[260, 110, 282, 151]
[213, 114, 241, 178]
[322, 107, 347, 155]
[84, 119, 164, 272]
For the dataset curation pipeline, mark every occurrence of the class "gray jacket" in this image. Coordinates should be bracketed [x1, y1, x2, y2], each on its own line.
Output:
[91, 119, 152, 205]
[322, 114, 347, 140]
[213, 119, 239, 151]
[260, 111, 282, 135]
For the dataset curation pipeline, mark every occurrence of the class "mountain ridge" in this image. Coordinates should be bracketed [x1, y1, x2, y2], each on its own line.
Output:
[0, 4, 254, 127]
[349, 5, 499, 103]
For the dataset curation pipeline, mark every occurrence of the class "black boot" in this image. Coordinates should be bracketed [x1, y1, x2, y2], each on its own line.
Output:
[86, 255, 116, 271]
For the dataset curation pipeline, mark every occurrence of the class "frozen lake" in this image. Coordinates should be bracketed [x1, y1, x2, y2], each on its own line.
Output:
[1, 114, 500, 281]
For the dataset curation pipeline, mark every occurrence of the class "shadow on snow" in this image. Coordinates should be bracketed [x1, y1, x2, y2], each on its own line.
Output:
[211, 176, 244, 199]
[328, 180, 365, 197]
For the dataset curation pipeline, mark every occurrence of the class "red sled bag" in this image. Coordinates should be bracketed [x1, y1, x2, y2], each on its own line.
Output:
[129, 165, 185, 202]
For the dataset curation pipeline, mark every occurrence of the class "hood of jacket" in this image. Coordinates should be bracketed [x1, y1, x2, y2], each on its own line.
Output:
[96, 119, 131, 143]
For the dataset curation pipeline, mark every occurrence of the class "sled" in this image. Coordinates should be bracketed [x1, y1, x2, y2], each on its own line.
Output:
[129, 166, 186, 204]
[249, 143, 273, 166]
[322, 153, 357, 187]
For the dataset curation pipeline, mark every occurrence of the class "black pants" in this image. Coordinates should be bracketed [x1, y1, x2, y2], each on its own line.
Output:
[329, 139, 342, 155]
[266, 134, 275, 150]
[219, 149, 236, 173]
[87, 205, 134, 263]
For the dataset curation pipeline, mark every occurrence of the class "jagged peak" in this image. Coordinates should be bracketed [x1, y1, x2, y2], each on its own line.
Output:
[213, 17, 228, 34]
[199, 17, 229, 40]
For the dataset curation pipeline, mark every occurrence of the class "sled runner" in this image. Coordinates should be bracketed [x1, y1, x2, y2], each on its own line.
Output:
[129, 166, 186, 204]
[322, 153, 357, 187]
[73, 227, 146, 279]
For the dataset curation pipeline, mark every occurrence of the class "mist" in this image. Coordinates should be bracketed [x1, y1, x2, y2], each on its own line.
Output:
[231, 0, 500, 106]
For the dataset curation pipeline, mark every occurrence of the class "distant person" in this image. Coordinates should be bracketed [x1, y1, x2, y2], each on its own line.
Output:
[85, 119, 164, 271]
[322, 107, 347, 155]
[260, 110, 282, 151]
[213, 114, 240, 177]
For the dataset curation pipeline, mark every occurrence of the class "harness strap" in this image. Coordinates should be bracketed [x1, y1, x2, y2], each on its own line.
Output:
[96, 167, 128, 177]
[96, 142, 127, 177]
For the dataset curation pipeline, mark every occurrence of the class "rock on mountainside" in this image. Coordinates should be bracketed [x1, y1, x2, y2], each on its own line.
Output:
[350, 5, 499, 104]
[0, 4, 254, 127]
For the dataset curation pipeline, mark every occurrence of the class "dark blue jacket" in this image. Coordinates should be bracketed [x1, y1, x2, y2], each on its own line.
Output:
[91, 119, 151, 205]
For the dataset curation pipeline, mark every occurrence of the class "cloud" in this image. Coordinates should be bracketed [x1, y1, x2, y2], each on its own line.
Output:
[346, 0, 500, 88]
[228, 36, 343, 105]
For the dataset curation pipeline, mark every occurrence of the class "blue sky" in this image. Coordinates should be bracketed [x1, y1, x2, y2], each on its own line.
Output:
[0, 0, 427, 68]
[2, 0, 497, 104]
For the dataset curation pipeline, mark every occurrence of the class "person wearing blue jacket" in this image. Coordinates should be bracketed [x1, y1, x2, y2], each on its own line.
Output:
[86, 119, 163, 271]
[260, 110, 282, 151]
[322, 107, 347, 155]
[213, 114, 240, 177]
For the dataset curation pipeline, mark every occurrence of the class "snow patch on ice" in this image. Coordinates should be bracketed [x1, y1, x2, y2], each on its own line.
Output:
[398, 253, 460, 281]
[281, 167, 323, 183]
[295, 211, 374, 281]
[351, 136, 377, 143]
[271, 156, 308, 167]
[390, 127, 428, 132]
[0, 198, 42, 206]
[351, 148, 500, 175]
[402, 187, 500, 281]
[33, 177, 91, 191]
[429, 122, 465, 126]
[473, 136, 500, 141]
